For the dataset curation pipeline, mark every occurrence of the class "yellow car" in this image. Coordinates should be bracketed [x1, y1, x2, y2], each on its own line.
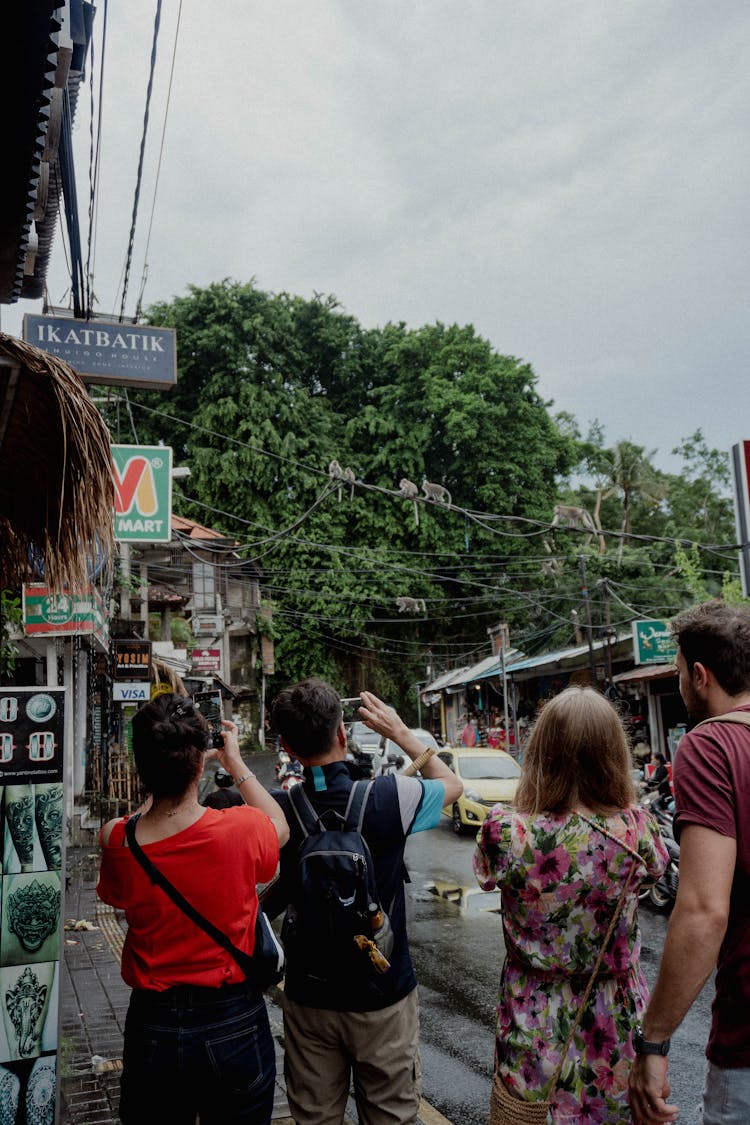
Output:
[438, 747, 521, 834]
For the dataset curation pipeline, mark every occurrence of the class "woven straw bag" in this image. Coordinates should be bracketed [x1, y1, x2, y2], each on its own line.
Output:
[489, 1070, 551, 1124]
[488, 821, 636, 1125]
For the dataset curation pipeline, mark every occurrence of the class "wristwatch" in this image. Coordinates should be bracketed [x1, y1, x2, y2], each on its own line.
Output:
[633, 1023, 670, 1056]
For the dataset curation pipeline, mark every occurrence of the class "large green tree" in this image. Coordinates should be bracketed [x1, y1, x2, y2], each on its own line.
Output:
[128, 280, 575, 707]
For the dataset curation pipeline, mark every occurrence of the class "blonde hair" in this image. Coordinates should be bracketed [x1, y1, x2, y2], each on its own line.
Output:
[515, 687, 635, 815]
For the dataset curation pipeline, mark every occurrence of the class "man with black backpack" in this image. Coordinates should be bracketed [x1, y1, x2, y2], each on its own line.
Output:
[265, 679, 463, 1125]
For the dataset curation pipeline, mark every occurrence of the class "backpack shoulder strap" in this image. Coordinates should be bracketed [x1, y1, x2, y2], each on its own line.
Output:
[693, 711, 750, 731]
[344, 779, 374, 833]
[288, 782, 321, 838]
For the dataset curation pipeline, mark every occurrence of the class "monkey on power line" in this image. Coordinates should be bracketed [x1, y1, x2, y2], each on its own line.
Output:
[396, 597, 426, 614]
[399, 478, 420, 526]
[421, 480, 452, 506]
[550, 504, 598, 532]
[398, 479, 419, 499]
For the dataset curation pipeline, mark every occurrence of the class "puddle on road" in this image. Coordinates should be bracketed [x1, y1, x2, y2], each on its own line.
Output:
[422, 880, 502, 914]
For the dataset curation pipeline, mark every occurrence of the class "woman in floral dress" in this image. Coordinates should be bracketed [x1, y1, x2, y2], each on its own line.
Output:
[474, 687, 668, 1125]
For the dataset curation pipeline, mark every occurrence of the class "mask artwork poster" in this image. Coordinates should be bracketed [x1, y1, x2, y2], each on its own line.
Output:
[0, 688, 65, 1122]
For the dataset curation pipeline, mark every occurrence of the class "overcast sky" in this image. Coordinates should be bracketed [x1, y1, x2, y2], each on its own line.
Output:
[3, 0, 749, 471]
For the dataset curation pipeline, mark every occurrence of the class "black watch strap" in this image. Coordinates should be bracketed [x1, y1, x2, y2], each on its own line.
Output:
[633, 1024, 670, 1056]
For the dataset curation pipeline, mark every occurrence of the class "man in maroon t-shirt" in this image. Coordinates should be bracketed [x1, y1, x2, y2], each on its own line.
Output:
[629, 602, 750, 1125]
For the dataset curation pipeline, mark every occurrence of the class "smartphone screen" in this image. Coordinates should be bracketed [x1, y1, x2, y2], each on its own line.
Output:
[341, 697, 362, 725]
[193, 691, 223, 734]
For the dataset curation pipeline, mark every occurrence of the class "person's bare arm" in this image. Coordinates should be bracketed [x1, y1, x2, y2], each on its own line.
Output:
[358, 691, 463, 805]
[629, 824, 735, 1125]
[212, 721, 290, 847]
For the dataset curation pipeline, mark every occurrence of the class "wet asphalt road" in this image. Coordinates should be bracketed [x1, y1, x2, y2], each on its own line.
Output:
[248, 753, 712, 1123]
[405, 821, 712, 1125]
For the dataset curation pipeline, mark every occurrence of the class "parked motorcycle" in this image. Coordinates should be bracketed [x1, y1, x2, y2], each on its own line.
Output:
[276, 750, 303, 790]
[637, 790, 679, 909]
[648, 833, 680, 909]
[345, 743, 375, 780]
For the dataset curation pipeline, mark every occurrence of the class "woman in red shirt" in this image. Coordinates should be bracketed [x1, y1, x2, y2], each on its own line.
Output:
[98, 694, 289, 1124]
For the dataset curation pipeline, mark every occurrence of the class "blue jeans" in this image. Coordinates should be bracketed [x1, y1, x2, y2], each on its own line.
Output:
[702, 1061, 750, 1125]
[120, 982, 275, 1125]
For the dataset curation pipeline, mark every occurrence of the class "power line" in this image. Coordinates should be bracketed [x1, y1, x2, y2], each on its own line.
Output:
[119, 0, 163, 322]
[135, 0, 184, 320]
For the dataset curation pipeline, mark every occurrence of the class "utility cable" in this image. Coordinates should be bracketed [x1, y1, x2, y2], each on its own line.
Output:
[119, 0, 163, 322]
[135, 0, 183, 320]
[85, 0, 107, 317]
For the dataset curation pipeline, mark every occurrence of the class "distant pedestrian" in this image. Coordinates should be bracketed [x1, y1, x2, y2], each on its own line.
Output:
[460, 718, 478, 747]
[475, 686, 667, 1123]
[202, 765, 244, 808]
[98, 694, 288, 1124]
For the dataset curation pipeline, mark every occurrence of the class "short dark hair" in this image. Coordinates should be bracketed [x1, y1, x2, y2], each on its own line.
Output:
[131, 694, 207, 797]
[270, 678, 342, 760]
[671, 602, 750, 696]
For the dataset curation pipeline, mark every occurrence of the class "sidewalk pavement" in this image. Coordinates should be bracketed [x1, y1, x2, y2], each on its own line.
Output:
[61, 846, 432, 1125]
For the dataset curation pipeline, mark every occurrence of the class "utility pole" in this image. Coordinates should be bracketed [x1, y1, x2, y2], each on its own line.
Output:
[600, 577, 614, 688]
[578, 554, 597, 685]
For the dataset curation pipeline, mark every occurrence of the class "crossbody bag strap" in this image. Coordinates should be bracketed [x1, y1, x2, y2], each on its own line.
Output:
[124, 814, 255, 976]
[542, 862, 635, 1100]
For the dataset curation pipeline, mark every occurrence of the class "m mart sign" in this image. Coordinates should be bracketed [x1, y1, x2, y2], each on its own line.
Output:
[113, 444, 172, 543]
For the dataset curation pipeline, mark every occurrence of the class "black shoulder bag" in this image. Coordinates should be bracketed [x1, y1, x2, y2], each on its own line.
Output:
[124, 814, 285, 991]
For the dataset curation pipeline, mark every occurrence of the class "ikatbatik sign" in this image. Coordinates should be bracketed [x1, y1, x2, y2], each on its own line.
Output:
[22, 585, 108, 651]
[0, 687, 65, 1115]
[22, 313, 177, 390]
[112, 444, 173, 543]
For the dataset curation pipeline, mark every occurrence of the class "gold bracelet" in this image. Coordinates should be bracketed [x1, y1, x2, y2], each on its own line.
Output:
[402, 747, 436, 776]
[234, 771, 254, 787]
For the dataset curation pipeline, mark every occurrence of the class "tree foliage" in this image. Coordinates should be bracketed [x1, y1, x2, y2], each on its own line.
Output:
[127, 280, 742, 712]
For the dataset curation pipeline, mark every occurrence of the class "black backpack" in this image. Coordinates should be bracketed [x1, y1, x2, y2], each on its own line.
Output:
[281, 780, 394, 987]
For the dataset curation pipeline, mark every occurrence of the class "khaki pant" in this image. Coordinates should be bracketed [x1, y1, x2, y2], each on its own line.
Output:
[281, 988, 422, 1125]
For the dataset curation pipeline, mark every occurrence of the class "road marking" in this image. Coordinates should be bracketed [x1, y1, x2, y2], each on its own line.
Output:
[96, 902, 124, 963]
[419, 1098, 454, 1124]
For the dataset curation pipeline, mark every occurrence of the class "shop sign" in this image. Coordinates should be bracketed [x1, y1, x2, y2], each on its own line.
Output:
[112, 444, 172, 543]
[23, 313, 177, 390]
[0, 687, 65, 1106]
[23, 584, 108, 649]
[112, 683, 149, 703]
[113, 640, 151, 681]
[632, 620, 678, 666]
[261, 635, 275, 676]
[731, 441, 750, 596]
[192, 615, 223, 637]
[191, 648, 221, 672]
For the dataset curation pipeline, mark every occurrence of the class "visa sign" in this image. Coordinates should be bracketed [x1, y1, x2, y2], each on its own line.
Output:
[112, 445, 172, 542]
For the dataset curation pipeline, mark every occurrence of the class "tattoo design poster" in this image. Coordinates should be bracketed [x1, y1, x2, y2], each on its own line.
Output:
[0, 691, 64, 1122]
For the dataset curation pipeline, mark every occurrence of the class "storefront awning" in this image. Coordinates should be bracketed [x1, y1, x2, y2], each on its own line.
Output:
[613, 663, 676, 684]
[0, 333, 114, 588]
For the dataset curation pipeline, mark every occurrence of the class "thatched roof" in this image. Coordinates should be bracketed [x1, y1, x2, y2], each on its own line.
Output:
[0, 333, 114, 589]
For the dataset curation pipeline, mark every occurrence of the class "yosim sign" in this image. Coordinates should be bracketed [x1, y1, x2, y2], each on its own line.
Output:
[112, 444, 173, 543]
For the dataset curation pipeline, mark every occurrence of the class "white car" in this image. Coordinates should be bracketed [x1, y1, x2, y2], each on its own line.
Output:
[377, 729, 440, 773]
